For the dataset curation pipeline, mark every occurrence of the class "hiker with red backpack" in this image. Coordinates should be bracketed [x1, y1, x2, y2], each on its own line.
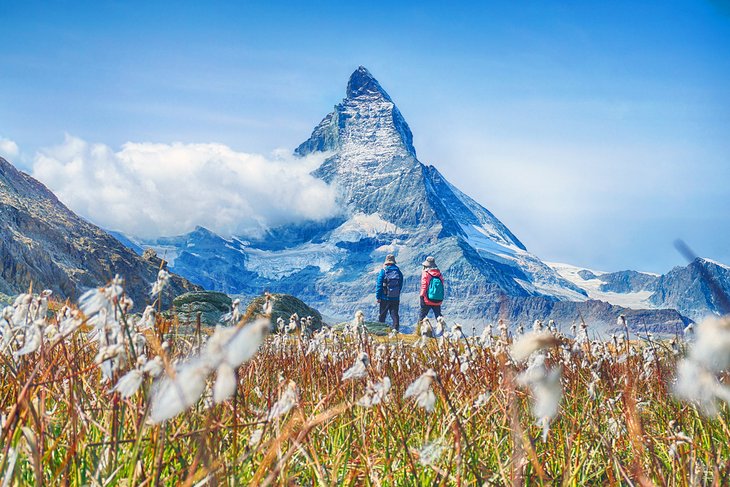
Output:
[376, 254, 403, 332]
[420, 256, 445, 320]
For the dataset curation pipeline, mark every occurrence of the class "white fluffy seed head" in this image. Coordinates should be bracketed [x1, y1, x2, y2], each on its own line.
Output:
[674, 358, 730, 417]
[517, 362, 562, 441]
[511, 332, 560, 362]
[149, 361, 210, 424]
[219, 318, 270, 368]
[688, 316, 730, 373]
[342, 352, 369, 381]
[142, 356, 164, 377]
[213, 362, 237, 404]
[114, 369, 144, 398]
[13, 324, 42, 358]
[267, 381, 299, 420]
[357, 376, 392, 408]
[354, 310, 365, 327]
[417, 441, 445, 467]
[404, 369, 437, 412]
[150, 270, 170, 297]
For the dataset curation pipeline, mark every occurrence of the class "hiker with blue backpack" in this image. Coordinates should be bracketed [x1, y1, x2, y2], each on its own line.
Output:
[376, 254, 403, 332]
[420, 256, 445, 320]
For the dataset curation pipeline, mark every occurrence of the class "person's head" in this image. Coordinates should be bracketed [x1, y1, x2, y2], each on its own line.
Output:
[422, 256, 437, 269]
[384, 254, 397, 266]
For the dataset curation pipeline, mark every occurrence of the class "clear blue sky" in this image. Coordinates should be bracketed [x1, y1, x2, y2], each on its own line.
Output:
[1, 1, 729, 273]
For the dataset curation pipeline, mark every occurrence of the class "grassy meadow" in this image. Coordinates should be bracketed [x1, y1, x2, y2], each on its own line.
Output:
[1, 281, 730, 486]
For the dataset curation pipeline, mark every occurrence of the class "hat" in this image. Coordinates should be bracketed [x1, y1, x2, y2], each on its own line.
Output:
[384, 254, 397, 265]
[422, 256, 437, 268]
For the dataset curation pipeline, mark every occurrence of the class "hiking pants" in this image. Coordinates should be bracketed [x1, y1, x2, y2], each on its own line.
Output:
[378, 300, 400, 331]
[419, 297, 442, 320]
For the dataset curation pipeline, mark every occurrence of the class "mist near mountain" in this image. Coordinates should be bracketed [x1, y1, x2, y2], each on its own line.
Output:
[29, 135, 339, 239]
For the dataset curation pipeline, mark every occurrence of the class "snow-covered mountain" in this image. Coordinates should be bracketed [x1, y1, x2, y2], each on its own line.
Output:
[0, 156, 201, 307]
[548, 262, 659, 310]
[294, 66, 589, 300]
[124, 67, 695, 333]
[549, 258, 730, 322]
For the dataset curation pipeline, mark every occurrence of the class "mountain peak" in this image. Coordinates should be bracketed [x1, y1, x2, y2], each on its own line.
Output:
[346, 66, 391, 101]
[295, 66, 410, 158]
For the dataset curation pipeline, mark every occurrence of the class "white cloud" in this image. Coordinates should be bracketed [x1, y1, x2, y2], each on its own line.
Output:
[31, 135, 339, 238]
[0, 137, 19, 158]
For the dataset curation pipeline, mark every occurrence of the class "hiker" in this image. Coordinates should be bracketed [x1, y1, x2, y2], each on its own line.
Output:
[376, 254, 403, 332]
[420, 256, 444, 320]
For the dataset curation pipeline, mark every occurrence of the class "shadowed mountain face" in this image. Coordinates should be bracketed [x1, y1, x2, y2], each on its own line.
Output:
[128, 67, 693, 332]
[0, 156, 201, 308]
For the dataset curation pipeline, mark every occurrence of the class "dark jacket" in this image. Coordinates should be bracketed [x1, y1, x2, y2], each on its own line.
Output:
[421, 268, 444, 306]
[376, 264, 403, 301]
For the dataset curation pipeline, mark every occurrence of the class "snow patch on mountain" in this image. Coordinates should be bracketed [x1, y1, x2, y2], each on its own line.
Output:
[461, 224, 520, 258]
[242, 243, 345, 280]
[460, 225, 585, 300]
[547, 262, 656, 309]
[699, 258, 730, 271]
[330, 212, 403, 242]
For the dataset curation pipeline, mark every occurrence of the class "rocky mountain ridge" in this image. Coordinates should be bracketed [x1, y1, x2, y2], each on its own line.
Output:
[0, 156, 201, 308]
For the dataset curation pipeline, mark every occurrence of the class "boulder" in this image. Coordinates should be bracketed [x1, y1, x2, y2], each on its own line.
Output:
[173, 291, 232, 326]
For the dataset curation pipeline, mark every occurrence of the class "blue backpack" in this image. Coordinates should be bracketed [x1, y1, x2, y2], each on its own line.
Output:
[427, 276, 444, 302]
[383, 267, 402, 298]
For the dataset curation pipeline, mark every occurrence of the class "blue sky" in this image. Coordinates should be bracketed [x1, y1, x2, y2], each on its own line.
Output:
[1, 1, 729, 273]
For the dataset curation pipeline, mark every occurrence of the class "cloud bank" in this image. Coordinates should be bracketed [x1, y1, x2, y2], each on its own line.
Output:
[31, 135, 338, 238]
[0, 137, 19, 158]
